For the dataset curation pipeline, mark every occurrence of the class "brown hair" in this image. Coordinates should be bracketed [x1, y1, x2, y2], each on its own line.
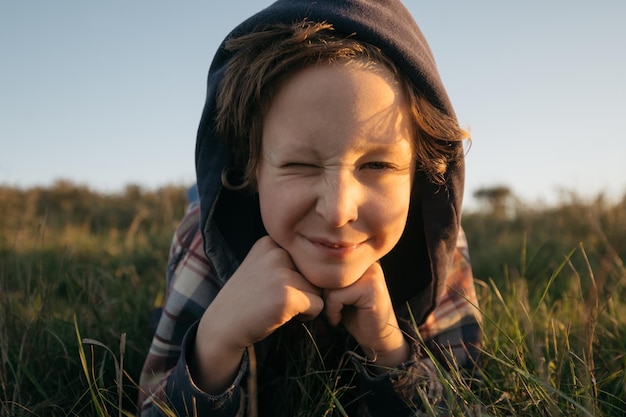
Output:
[215, 20, 469, 189]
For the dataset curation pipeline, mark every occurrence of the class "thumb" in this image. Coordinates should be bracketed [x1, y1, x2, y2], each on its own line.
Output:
[295, 289, 325, 322]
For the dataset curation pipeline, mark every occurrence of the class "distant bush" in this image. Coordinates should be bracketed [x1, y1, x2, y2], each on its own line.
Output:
[0, 180, 188, 248]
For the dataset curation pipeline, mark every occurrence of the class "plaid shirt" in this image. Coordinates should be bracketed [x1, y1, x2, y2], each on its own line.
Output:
[138, 202, 481, 416]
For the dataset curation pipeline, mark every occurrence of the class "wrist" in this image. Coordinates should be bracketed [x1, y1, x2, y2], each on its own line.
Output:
[364, 334, 410, 374]
[191, 319, 247, 394]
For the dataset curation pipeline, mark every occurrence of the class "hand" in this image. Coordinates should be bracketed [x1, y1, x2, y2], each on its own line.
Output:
[192, 236, 324, 393]
[323, 262, 409, 371]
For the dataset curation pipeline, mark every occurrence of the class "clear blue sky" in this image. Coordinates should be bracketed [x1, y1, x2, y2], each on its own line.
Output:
[2, 1, 625, 209]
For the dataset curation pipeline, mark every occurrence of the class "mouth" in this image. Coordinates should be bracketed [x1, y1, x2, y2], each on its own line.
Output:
[308, 237, 364, 256]
[322, 241, 356, 249]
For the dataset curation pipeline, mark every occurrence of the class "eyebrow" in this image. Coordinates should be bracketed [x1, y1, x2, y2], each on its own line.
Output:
[270, 143, 411, 161]
[354, 142, 410, 154]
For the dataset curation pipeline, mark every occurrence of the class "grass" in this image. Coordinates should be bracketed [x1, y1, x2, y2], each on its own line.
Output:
[1, 212, 168, 416]
[1, 184, 625, 416]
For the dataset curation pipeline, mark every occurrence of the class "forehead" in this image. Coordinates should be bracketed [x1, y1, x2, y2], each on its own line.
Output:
[263, 56, 402, 112]
[271, 62, 404, 115]
[262, 61, 413, 156]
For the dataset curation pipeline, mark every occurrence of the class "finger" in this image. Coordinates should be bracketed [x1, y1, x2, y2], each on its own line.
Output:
[291, 287, 324, 321]
[323, 288, 357, 326]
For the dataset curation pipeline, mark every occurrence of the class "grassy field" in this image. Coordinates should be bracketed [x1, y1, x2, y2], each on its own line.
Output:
[1, 182, 625, 416]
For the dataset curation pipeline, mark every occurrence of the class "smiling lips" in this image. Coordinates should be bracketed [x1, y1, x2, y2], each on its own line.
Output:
[309, 237, 364, 257]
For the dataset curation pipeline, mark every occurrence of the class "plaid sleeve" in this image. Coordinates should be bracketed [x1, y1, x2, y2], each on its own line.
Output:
[418, 226, 482, 375]
[137, 203, 247, 416]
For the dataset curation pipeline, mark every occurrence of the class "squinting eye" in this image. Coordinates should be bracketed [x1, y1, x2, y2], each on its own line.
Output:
[283, 162, 319, 169]
[281, 163, 322, 174]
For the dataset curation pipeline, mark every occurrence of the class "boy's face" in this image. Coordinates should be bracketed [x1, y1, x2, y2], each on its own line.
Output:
[256, 62, 415, 290]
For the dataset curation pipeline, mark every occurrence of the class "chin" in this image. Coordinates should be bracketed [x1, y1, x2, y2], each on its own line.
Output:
[298, 264, 367, 290]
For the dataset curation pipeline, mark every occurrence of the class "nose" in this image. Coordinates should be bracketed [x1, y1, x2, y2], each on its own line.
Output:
[315, 168, 360, 227]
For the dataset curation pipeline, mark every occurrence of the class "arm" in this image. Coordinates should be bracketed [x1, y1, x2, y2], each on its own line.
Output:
[326, 227, 482, 416]
[138, 205, 324, 416]
[138, 203, 245, 416]
[190, 236, 323, 395]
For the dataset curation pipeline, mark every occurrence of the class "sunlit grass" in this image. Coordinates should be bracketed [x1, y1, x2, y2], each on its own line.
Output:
[1, 185, 625, 416]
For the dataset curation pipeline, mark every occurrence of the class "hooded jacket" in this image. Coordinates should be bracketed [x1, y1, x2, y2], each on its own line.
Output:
[196, 0, 464, 331]
[139, 1, 480, 415]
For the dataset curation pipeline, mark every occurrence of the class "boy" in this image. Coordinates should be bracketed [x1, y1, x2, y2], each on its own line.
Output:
[139, 1, 481, 415]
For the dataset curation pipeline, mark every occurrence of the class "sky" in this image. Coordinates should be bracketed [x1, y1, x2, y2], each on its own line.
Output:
[1, 1, 625, 210]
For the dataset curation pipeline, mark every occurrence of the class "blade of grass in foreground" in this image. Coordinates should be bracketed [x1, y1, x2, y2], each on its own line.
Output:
[74, 315, 108, 417]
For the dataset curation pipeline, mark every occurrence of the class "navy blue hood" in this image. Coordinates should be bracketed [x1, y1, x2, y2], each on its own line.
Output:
[195, 0, 464, 326]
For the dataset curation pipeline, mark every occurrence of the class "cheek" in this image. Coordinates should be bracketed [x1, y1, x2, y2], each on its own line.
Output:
[374, 184, 412, 222]
[258, 181, 309, 236]
[371, 188, 412, 246]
